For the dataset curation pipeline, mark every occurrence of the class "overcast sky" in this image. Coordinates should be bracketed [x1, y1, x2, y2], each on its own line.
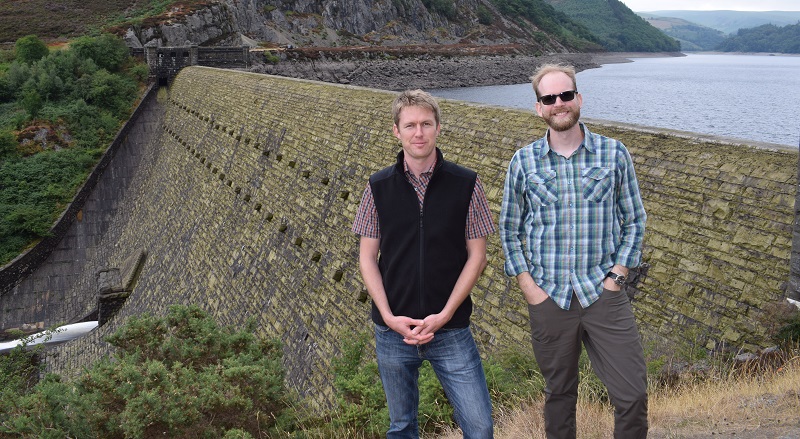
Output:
[620, 0, 800, 12]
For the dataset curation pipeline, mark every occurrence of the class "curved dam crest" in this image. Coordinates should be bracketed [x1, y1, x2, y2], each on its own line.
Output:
[2, 66, 797, 404]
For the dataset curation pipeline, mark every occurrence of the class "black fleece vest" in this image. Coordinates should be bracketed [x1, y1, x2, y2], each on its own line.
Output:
[369, 148, 477, 329]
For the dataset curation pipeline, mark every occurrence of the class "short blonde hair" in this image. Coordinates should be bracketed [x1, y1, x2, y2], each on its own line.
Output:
[530, 64, 578, 100]
[392, 89, 441, 126]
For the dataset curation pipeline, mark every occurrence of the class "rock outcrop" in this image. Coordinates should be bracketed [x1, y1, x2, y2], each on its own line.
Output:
[124, 0, 578, 54]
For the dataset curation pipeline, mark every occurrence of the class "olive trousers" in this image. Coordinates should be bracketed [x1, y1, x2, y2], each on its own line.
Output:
[527, 289, 648, 439]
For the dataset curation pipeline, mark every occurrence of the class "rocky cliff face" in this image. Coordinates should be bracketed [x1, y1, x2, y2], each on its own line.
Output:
[124, 0, 572, 54]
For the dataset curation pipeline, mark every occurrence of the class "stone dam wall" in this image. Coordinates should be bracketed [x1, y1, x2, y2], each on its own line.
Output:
[1, 66, 797, 404]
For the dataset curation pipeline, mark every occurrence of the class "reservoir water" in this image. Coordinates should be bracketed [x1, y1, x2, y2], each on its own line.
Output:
[431, 53, 800, 148]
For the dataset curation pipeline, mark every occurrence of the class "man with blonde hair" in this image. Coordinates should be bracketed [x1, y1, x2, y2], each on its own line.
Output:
[353, 89, 495, 438]
[500, 64, 649, 438]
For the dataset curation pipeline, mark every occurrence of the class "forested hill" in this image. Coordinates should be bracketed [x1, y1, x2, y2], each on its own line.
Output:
[543, 0, 680, 52]
[0, 0, 676, 53]
[717, 22, 800, 53]
[642, 10, 800, 35]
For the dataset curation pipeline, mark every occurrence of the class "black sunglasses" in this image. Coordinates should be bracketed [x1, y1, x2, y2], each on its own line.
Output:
[538, 90, 578, 105]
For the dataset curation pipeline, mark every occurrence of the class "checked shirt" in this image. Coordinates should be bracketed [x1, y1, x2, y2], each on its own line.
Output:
[499, 123, 646, 310]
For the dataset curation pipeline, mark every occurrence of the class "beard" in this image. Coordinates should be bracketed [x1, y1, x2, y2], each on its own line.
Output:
[544, 106, 580, 132]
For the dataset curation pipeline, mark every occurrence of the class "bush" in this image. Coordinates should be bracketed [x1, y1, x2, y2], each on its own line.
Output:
[69, 33, 130, 73]
[0, 129, 16, 160]
[423, 0, 457, 20]
[757, 300, 800, 345]
[263, 51, 280, 64]
[19, 88, 43, 119]
[325, 331, 389, 437]
[14, 35, 48, 65]
[0, 75, 13, 103]
[85, 69, 138, 119]
[0, 147, 100, 261]
[314, 330, 457, 437]
[483, 349, 544, 407]
[477, 5, 493, 25]
[0, 305, 294, 438]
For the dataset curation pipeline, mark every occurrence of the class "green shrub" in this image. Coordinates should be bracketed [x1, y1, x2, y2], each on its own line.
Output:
[326, 331, 389, 437]
[0, 335, 44, 399]
[69, 33, 130, 73]
[14, 35, 48, 64]
[19, 85, 42, 119]
[0, 147, 100, 260]
[263, 51, 280, 64]
[0, 75, 13, 103]
[127, 63, 150, 83]
[758, 300, 800, 345]
[0, 305, 294, 438]
[775, 308, 800, 344]
[318, 330, 456, 437]
[424, 0, 457, 20]
[483, 349, 544, 406]
[0, 129, 16, 160]
[477, 5, 493, 25]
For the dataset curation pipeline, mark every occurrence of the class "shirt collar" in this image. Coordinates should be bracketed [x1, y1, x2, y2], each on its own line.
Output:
[403, 156, 437, 177]
[537, 122, 594, 158]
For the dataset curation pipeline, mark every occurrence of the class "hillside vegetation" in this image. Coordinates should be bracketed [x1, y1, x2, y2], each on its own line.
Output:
[638, 10, 800, 52]
[1, 0, 677, 54]
[717, 23, 800, 54]
[0, 0, 212, 43]
[0, 35, 148, 265]
[644, 10, 800, 35]
[0, 0, 129, 42]
[638, 14, 727, 51]
[544, 0, 680, 52]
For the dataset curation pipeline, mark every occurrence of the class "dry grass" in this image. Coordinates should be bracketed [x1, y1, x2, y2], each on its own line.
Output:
[430, 397, 613, 439]
[647, 356, 800, 438]
[433, 356, 800, 439]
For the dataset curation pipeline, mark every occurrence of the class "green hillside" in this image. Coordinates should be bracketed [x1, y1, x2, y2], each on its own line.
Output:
[0, 0, 212, 43]
[544, 0, 680, 52]
[646, 10, 800, 35]
[717, 22, 800, 53]
[639, 14, 727, 51]
[0, 0, 127, 42]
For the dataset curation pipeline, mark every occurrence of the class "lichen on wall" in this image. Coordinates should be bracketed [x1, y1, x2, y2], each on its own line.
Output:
[48, 66, 797, 405]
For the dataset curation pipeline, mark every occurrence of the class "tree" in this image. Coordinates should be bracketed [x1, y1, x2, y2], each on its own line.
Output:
[0, 130, 17, 160]
[69, 33, 130, 73]
[15, 35, 48, 64]
[19, 84, 42, 119]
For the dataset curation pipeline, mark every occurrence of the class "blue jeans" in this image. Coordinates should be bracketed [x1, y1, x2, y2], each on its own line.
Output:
[374, 324, 494, 439]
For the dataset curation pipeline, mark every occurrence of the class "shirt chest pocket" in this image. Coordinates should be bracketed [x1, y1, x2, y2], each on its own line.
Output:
[581, 167, 613, 202]
[525, 170, 558, 206]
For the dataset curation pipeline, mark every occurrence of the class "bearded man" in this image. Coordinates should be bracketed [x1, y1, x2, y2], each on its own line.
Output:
[499, 63, 649, 439]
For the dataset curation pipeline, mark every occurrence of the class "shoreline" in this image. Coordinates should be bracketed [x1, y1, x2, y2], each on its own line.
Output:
[250, 51, 685, 91]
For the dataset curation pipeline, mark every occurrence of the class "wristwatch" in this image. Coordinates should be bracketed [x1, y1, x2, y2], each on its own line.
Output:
[606, 272, 627, 286]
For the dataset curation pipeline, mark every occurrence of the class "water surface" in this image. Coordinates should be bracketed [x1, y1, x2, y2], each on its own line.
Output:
[432, 54, 800, 147]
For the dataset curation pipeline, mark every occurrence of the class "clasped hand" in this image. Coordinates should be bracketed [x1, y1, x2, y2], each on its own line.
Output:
[387, 313, 448, 345]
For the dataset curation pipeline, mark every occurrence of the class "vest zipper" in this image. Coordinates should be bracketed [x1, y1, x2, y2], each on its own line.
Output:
[418, 204, 424, 319]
